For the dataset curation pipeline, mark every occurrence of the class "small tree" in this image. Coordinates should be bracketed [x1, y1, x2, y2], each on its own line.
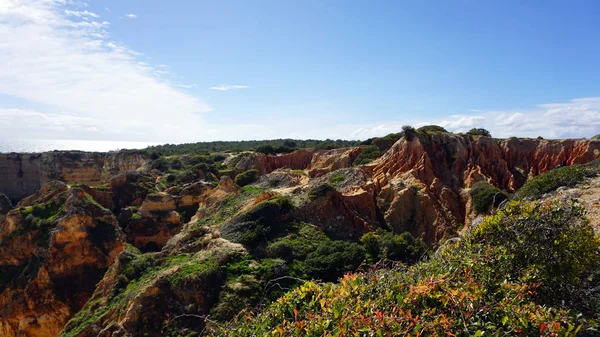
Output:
[466, 128, 491, 137]
[402, 125, 417, 141]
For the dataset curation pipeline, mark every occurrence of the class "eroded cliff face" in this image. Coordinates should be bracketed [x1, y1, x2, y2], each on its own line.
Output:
[0, 186, 124, 337]
[0, 151, 148, 203]
[233, 147, 361, 177]
[369, 134, 600, 243]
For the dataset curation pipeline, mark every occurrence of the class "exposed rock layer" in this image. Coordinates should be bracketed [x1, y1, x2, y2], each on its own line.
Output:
[369, 135, 600, 243]
[0, 151, 148, 202]
[0, 188, 124, 337]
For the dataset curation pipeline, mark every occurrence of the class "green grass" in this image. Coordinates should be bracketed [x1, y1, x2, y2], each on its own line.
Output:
[291, 169, 308, 177]
[169, 258, 220, 287]
[328, 172, 346, 187]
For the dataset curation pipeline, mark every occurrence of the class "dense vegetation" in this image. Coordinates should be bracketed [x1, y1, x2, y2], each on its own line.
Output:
[207, 199, 600, 336]
[355, 132, 403, 165]
[145, 139, 361, 156]
[517, 159, 600, 199]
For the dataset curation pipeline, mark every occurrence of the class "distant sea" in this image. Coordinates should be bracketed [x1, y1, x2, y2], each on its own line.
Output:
[0, 139, 161, 154]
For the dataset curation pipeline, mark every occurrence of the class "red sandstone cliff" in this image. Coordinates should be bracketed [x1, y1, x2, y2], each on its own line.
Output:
[368, 134, 600, 243]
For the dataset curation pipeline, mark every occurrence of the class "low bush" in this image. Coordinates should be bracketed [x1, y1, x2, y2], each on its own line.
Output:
[469, 181, 508, 213]
[360, 231, 428, 263]
[234, 169, 258, 187]
[516, 160, 599, 199]
[472, 200, 600, 314]
[466, 128, 491, 137]
[303, 240, 366, 282]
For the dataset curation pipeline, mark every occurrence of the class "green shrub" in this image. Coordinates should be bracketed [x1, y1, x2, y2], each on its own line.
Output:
[469, 181, 508, 213]
[234, 169, 258, 187]
[220, 196, 293, 245]
[466, 128, 491, 137]
[472, 200, 600, 314]
[592, 134, 600, 140]
[417, 125, 448, 134]
[150, 156, 171, 172]
[371, 132, 402, 151]
[308, 184, 335, 200]
[256, 145, 276, 155]
[360, 231, 427, 263]
[517, 161, 599, 199]
[304, 240, 366, 282]
[353, 145, 384, 165]
[266, 224, 329, 262]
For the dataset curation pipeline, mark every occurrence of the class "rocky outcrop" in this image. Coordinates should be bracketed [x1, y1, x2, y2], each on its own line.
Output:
[369, 134, 600, 243]
[0, 151, 148, 203]
[307, 147, 362, 177]
[233, 148, 361, 177]
[0, 187, 124, 337]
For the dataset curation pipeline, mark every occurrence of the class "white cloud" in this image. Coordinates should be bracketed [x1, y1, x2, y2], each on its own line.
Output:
[210, 84, 249, 91]
[0, 0, 210, 142]
[432, 98, 600, 139]
[64, 9, 98, 18]
[125, 13, 137, 19]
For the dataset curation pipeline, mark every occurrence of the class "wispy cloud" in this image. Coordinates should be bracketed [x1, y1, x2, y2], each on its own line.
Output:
[435, 97, 600, 139]
[104, 7, 110, 12]
[64, 10, 99, 19]
[210, 84, 249, 91]
[0, 0, 210, 142]
[125, 13, 137, 19]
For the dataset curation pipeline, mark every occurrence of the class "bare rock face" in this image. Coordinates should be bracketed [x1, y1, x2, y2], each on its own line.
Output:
[307, 147, 362, 177]
[0, 187, 124, 337]
[0, 151, 148, 203]
[233, 148, 361, 177]
[370, 134, 600, 243]
[118, 182, 214, 252]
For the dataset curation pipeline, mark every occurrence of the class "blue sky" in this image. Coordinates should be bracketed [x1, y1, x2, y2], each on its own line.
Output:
[0, 0, 599, 143]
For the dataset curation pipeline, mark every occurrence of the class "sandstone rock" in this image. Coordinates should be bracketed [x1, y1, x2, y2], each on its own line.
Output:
[370, 134, 600, 243]
[0, 187, 124, 337]
[0, 151, 148, 203]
